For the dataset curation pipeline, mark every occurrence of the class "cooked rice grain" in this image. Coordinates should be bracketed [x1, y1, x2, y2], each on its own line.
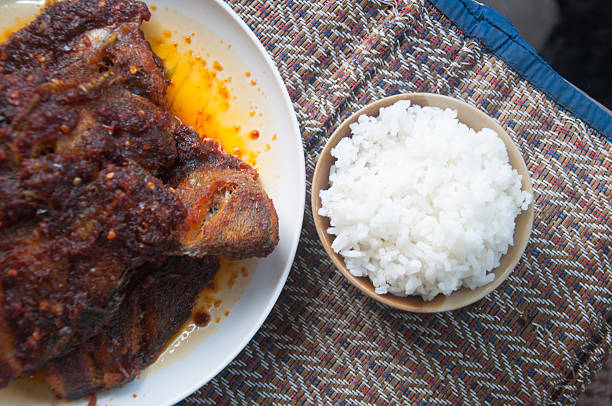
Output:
[319, 101, 531, 301]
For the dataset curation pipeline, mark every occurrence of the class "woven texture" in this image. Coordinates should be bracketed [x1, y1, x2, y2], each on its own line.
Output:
[180, 0, 611, 404]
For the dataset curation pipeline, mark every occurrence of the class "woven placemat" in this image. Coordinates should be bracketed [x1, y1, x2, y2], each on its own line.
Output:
[179, 0, 611, 404]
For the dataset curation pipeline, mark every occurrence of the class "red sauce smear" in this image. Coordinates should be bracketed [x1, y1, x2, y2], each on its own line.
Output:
[193, 311, 211, 327]
[248, 129, 260, 140]
[87, 393, 97, 406]
[181, 180, 227, 244]
[228, 271, 238, 289]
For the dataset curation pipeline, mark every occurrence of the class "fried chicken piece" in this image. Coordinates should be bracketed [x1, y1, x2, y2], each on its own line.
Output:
[0, 0, 184, 370]
[0, 0, 170, 228]
[0, 0, 278, 389]
[0, 163, 184, 387]
[44, 255, 219, 399]
[0, 0, 165, 124]
[168, 126, 279, 259]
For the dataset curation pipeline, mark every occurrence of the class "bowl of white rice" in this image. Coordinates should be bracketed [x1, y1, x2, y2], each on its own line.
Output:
[312, 93, 534, 312]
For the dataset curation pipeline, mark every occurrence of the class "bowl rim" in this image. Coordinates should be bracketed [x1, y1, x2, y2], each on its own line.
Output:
[311, 92, 534, 313]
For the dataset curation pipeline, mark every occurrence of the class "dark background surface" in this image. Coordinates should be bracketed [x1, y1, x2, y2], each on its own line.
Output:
[483, 0, 612, 110]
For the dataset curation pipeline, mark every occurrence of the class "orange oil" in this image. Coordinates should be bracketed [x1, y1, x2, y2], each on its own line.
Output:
[150, 34, 259, 166]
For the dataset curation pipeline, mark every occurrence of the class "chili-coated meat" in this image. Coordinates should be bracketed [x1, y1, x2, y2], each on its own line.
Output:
[44, 255, 219, 399]
[0, 0, 278, 391]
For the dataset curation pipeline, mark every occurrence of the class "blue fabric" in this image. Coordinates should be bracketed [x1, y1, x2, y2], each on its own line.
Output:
[428, 0, 612, 140]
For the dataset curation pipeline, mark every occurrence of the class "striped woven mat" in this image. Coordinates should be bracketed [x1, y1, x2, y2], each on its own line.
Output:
[179, 0, 611, 404]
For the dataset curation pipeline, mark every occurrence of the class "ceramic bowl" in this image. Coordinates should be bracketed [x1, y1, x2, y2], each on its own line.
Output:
[311, 93, 534, 312]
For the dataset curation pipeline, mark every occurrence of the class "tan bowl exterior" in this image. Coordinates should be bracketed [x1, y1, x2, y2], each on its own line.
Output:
[311, 93, 534, 313]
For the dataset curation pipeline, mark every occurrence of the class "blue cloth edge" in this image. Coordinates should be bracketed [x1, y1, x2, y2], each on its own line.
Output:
[427, 0, 612, 141]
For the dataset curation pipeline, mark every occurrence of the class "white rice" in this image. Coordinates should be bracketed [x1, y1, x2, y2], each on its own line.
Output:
[318, 100, 532, 301]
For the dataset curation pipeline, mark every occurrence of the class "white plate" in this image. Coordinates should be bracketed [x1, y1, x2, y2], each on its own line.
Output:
[0, 0, 304, 405]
